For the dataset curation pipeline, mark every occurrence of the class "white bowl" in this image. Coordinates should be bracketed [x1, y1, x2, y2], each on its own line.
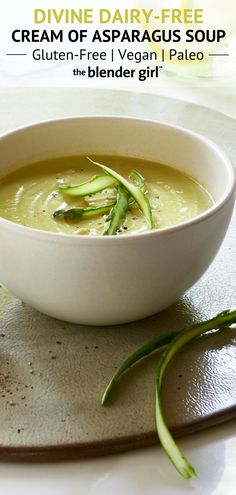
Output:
[0, 117, 235, 325]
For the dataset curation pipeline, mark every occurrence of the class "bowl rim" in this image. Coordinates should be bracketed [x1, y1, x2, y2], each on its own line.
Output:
[0, 115, 235, 244]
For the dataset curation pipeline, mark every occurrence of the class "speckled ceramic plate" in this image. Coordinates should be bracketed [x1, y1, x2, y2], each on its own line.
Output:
[0, 89, 235, 461]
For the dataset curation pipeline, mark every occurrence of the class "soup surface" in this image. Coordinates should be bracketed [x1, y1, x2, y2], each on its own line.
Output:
[0, 156, 214, 235]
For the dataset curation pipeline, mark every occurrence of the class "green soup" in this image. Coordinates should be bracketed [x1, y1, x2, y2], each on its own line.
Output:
[0, 156, 214, 235]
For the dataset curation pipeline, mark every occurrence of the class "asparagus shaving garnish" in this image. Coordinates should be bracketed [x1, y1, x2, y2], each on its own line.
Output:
[155, 309, 236, 479]
[87, 157, 153, 229]
[53, 203, 115, 220]
[104, 186, 130, 236]
[130, 170, 145, 191]
[59, 174, 117, 197]
[102, 330, 179, 405]
[101, 310, 236, 479]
